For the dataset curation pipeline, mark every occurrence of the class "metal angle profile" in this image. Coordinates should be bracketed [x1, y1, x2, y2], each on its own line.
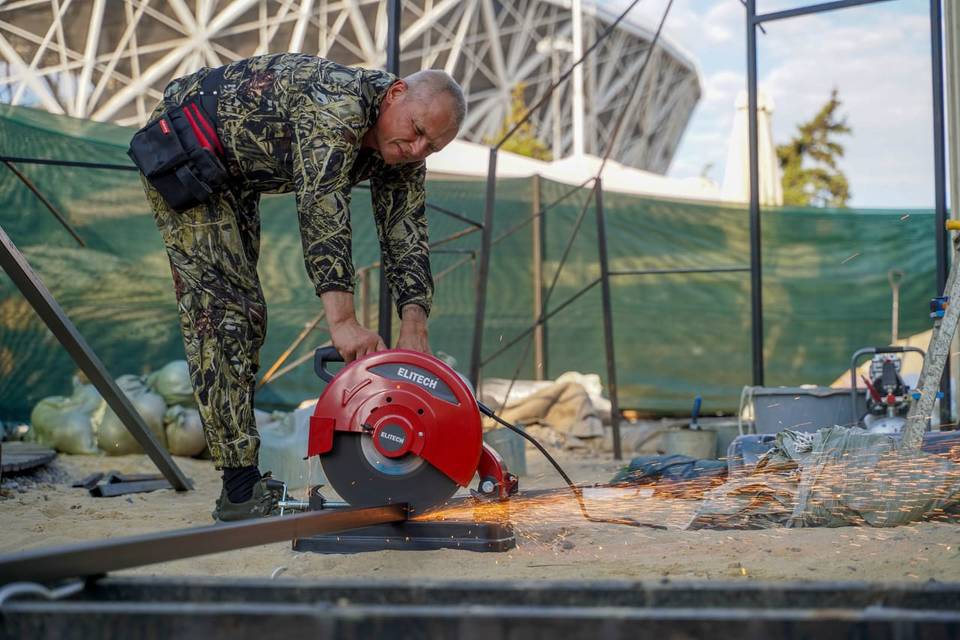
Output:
[0, 504, 407, 584]
[0, 224, 191, 492]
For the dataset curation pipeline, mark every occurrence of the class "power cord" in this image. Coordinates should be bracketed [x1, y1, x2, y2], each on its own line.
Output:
[477, 402, 666, 530]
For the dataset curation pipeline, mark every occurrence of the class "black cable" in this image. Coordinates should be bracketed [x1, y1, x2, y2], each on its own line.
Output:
[0, 156, 138, 171]
[477, 401, 667, 530]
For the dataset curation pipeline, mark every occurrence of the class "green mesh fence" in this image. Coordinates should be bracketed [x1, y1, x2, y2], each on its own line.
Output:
[0, 105, 937, 421]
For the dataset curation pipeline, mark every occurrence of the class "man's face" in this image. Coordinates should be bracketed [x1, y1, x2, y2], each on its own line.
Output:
[372, 81, 459, 165]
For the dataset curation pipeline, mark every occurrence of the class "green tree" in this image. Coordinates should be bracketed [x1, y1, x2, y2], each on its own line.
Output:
[776, 89, 852, 207]
[484, 83, 553, 161]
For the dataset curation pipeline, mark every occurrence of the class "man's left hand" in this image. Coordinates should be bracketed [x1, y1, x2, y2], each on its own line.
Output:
[396, 304, 431, 354]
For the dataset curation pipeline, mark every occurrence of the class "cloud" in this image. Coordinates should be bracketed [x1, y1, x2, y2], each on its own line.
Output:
[662, 0, 935, 207]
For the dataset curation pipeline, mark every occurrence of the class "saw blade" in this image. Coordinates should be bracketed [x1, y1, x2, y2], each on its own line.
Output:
[321, 432, 459, 515]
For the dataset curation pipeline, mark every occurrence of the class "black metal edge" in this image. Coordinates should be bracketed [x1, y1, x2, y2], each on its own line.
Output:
[69, 576, 960, 610]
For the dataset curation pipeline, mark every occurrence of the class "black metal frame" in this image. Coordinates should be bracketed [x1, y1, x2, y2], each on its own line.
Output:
[745, 0, 949, 421]
[469, 0, 751, 459]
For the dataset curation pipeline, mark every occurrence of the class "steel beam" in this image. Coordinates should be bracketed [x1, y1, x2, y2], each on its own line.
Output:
[378, 0, 402, 344]
[0, 504, 406, 584]
[0, 223, 191, 492]
[930, 0, 951, 424]
[469, 148, 497, 386]
[593, 179, 621, 460]
[746, 0, 764, 386]
[754, 0, 896, 24]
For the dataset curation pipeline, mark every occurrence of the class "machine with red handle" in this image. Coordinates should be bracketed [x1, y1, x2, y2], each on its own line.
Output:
[307, 346, 518, 515]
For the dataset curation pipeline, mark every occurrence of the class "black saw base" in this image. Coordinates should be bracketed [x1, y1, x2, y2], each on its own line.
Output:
[293, 519, 516, 553]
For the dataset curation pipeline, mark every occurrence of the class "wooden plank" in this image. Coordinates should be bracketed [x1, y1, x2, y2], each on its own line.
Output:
[0, 441, 56, 473]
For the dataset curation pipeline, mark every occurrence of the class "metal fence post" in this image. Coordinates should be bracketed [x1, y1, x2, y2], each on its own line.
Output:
[379, 0, 402, 344]
[469, 149, 498, 386]
[532, 174, 546, 380]
[594, 178, 622, 460]
[747, 0, 764, 387]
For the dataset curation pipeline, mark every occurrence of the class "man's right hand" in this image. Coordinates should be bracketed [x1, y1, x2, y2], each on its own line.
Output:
[329, 318, 386, 362]
[321, 290, 386, 362]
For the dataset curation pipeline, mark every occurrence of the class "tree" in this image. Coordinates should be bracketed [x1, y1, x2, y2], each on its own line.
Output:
[484, 83, 553, 161]
[776, 89, 852, 207]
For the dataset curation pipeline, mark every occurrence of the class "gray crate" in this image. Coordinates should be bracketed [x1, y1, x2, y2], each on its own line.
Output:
[746, 386, 866, 434]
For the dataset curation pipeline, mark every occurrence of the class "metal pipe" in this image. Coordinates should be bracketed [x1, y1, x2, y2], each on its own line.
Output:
[379, 0, 402, 344]
[469, 149, 498, 386]
[0, 224, 191, 491]
[0, 504, 406, 584]
[747, 0, 765, 386]
[594, 178, 622, 460]
[754, 0, 895, 25]
[609, 266, 750, 277]
[2, 161, 85, 247]
[931, 0, 951, 424]
[532, 174, 545, 380]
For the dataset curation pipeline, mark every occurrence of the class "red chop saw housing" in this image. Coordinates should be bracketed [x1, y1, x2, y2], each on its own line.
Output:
[307, 349, 515, 496]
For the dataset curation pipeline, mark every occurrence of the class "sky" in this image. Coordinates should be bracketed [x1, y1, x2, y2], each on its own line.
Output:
[606, 0, 937, 208]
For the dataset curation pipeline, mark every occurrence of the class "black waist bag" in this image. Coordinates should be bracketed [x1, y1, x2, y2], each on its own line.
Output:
[128, 100, 228, 212]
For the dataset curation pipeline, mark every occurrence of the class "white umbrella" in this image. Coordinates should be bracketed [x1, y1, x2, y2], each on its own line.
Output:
[722, 89, 784, 206]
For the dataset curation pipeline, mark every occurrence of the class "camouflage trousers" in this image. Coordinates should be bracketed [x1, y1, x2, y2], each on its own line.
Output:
[142, 79, 264, 469]
[142, 177, 265, 470]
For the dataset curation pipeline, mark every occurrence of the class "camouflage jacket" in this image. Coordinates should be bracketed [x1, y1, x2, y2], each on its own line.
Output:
[172, 53, 433, 315]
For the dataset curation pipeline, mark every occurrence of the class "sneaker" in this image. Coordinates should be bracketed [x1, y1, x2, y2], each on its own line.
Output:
[212, 474, 284, 522]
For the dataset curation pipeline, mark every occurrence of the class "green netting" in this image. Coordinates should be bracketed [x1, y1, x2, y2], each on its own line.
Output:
[0, 105, 938, 420]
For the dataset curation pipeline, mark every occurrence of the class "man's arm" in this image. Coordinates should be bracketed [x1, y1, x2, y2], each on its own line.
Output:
[369, 161, 434, 354]
[291, 95, 383, 361]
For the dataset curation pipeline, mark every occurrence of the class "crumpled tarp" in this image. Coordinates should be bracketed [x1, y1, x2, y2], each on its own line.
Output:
[479, 377, 605, 448]
[687, 426, 960, 530]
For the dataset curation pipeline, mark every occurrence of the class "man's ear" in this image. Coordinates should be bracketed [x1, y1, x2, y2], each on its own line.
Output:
[386, 80, 408, 104]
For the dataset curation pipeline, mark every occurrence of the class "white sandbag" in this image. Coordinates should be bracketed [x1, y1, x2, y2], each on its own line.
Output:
[96, 375, 168, 455]
[164, 405, 206, 457]
[258, 401, 324, 491]
[30, 393, 99, 455]
[147, 360, 194, 407]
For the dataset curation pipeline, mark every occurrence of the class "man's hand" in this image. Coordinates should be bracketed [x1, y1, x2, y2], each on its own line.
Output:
[395, 304, 431, 354]
[321, 290, 386, 362]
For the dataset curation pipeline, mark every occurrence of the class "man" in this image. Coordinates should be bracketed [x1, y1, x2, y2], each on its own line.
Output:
[136, 53, 465, 521]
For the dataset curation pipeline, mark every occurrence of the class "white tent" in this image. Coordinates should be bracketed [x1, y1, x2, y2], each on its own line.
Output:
[721, 89, 784, 206]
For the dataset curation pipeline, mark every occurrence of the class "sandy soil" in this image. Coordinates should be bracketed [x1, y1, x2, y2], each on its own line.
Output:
[2, 450, 959, 583]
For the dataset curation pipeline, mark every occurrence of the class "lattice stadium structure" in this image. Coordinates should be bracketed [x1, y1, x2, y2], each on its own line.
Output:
[0, 0, 701, 172]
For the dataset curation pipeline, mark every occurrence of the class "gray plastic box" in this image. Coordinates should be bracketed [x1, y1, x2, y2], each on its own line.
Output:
[747, 386, 866, 434]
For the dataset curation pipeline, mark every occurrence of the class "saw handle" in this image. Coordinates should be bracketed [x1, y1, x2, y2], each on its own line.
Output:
[313, 346, 344, 383]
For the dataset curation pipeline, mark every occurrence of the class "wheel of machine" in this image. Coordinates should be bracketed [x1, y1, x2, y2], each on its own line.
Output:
[321, 432, 459, 515]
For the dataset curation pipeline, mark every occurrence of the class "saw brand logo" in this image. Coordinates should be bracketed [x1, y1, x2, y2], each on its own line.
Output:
[396, 366, 439, 390]
[379, 431, 405, 444]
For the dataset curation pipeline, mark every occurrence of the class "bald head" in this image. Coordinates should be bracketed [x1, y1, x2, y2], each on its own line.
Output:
[402, 69, 467, 130]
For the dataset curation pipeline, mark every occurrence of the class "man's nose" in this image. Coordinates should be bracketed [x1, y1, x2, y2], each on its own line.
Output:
[412, 137, 430, 158]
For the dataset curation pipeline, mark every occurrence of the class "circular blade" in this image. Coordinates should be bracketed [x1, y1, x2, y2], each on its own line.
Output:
[321, 432, 459, 515]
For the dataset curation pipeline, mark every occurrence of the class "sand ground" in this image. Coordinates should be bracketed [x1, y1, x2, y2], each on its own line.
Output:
[2, 450, 959, 583]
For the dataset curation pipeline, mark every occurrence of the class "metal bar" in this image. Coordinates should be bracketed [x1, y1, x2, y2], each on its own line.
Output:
[425, 202, 482, 228]
[61, 576, 960, 610]
[0, 155, 137, 171]
[754, 0, 895, 25]
[0, 504, 406, 584]
[532, 174, 545, 380]
[594, 179, 621, 460]
[0, 223, 191, 491]
[378, 0, 402, 345]
[931, 0, 951, 424]
[361, 268, 372, 328]
[480, 278, 601, 367]
[490, 178, 594, 248]
[610, 267, 751, 277]
[747, 0, 764, 387]
[429, 225, 481, 249]
[469, 148, 497, 385]
[2, 161, 85, 247]
[257, 311, 325, 388]
[494, 0, 644, 148]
